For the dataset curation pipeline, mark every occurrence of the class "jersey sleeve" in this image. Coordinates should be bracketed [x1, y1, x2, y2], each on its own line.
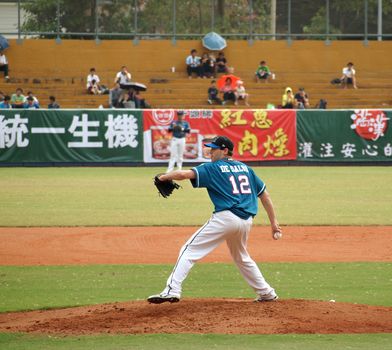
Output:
[190, 163, 211, 188]
[250, 169, 266, 196]
[184, 121, 190, 133]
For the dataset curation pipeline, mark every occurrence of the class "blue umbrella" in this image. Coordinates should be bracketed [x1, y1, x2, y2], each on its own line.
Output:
[202, 32, 227, 51]
[0, 35, 9, 51]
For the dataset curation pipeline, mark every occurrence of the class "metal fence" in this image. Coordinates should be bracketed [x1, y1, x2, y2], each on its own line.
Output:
[0, 0, 390, 43]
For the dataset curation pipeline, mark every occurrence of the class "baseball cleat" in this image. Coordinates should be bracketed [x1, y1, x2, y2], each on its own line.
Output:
[254, 292, 279, 302]
[147, 293, 180, 304]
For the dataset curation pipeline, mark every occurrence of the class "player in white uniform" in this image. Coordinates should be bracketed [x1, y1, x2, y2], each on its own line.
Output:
[166, 111, 190, 172]
[148, 135, 282, 304]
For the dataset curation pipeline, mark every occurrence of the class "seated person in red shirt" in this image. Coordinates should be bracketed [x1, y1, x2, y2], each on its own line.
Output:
[220, 77, 237, 105]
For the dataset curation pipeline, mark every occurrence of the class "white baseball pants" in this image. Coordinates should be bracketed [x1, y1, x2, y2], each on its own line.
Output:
[167, 137, 186, 172]
[161, 210, 275, 297]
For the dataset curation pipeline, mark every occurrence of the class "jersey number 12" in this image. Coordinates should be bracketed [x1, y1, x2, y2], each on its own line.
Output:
[229, 175, 251, 194]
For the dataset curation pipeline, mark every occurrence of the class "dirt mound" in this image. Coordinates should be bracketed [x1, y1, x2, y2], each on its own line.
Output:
[1, 299, 392, 335]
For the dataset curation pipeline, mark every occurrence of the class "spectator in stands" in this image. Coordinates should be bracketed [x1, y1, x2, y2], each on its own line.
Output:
[186, 49, 202, 79]
[220, 77, 237, 105]
[207, 79, 222, 105]
[115, 66, 132, 85]
[10, 88, 26, 109]
[281, 87, 295, 109]
[201, 52, 215, 78]
[87, 68, 101, 94]
[235, 80, 250, 106]
[117, 88, 137, 108]
[48, 96, 60, 109]
[109, 83, 123, 108]
[117, 90, 128, 108]
[341, 62, 358, 89]
[27, 91, 39, 105]
[24, 96, 40, 109]
[134, 90, 150, 109]
[294, 87, 310, 109]
[255, 60, 272, 83]
[91, 79, 103, 95]
[0, 95, 11, 109]
[216, 52, 228, 74]
[0, 50, 9, 81]
[208, 53, 216, 76]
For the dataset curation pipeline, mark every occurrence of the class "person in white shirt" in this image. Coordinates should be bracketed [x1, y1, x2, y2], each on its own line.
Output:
[234, 80, 250, 106]
[0, 50, 9, 80]
[186, 49, 201, 78]
[114, 66, 132, 86]
[26, 91, 39, 105]
[341, 62, 358, 89]
[86, 68, 101, 93]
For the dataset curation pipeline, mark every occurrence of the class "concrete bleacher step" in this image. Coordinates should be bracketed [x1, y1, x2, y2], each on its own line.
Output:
[1, 68, 392, 109]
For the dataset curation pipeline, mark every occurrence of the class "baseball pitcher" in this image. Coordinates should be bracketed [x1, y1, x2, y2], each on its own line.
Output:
[149, 135, 282, 304]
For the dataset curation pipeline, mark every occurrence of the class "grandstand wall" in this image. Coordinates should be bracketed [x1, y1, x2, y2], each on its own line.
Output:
[6, 39, 392, 75]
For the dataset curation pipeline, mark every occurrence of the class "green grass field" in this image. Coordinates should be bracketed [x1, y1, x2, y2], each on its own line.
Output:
[1, 262, 392, 349]
[1, 263, 392, 312]
[1, 167, 391, 349]
[0, 167, 391, 226]
[2, 333, 392, 350]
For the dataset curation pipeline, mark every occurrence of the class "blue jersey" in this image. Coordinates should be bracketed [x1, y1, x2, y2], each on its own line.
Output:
[168, 120, 190, 139]
[191, 159, 266, 219]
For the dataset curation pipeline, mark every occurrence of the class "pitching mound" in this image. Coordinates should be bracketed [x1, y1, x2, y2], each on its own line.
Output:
[1, 299, 392, 335]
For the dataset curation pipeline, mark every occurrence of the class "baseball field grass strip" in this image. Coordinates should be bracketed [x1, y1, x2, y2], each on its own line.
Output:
[1, 262, 391, 312]
[1, 333, 392, 350]
[0, 167, 391, 226]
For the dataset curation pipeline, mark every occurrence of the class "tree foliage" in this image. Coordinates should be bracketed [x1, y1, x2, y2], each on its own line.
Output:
[20, 0, 392, 39]
[22, 0, 97, 36]
[299, 0, 392, 37]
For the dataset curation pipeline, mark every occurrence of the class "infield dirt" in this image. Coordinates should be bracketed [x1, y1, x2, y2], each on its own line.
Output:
[1, 226, 391, 265]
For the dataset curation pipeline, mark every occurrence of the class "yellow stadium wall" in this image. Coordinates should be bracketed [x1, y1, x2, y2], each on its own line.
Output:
[6, 39, 392, 76]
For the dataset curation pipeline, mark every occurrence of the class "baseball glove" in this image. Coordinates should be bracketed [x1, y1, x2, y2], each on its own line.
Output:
[154, 174, 181, 198]
[173, 124, 183, 133]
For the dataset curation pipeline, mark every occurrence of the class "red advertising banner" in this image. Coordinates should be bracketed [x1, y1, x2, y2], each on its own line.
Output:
[143, 109, 297, 163]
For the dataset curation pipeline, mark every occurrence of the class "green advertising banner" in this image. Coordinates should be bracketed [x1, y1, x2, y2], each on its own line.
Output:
[297, 110, 392, 162]
[0, 110, 143, 163]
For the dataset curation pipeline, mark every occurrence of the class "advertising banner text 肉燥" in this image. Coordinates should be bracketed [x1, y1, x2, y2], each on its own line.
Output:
[143, 109, 297, 163]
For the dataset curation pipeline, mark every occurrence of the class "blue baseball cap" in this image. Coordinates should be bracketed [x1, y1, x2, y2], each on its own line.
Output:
[204, 136, 234, 151]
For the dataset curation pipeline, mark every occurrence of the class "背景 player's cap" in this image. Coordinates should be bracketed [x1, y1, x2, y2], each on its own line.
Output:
[204, 136, 234, 151]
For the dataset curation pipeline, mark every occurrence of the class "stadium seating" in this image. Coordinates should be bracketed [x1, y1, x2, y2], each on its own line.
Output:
[0, 40, 391, 109]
